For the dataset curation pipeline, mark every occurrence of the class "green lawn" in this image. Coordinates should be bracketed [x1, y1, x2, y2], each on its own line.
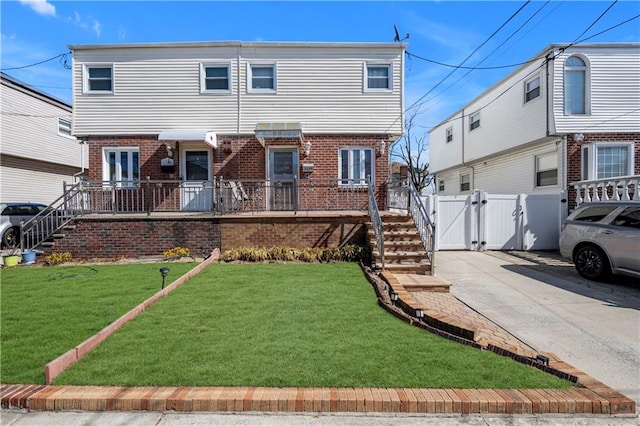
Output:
[0, 262, 196, 384]
[19, 262, 571, 389]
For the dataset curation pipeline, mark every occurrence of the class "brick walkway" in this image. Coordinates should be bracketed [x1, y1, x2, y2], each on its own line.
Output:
[1, 269, 637, 417]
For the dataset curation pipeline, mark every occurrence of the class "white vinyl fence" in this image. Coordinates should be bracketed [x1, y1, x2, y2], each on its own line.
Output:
[422, 191, 568, 251]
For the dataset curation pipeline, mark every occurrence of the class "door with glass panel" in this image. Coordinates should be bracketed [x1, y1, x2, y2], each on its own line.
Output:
[268, 148, 298, 211]
[180, 148, 213, 211]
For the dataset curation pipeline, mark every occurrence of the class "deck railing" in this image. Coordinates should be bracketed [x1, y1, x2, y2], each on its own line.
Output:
[571, 175, 639, 205]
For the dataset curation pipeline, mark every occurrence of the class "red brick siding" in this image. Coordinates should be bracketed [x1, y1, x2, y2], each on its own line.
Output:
[566, 133, 640, 208]
[86, 134, 390, 207]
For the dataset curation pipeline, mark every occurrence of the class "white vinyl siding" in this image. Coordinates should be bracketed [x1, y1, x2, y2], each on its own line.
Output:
[0, 158, 80, 204]
[339, 147, 373, 186]
[1, 76, 83, 169]
[200, 63, 231, 93]
[70, 43, 404, 136]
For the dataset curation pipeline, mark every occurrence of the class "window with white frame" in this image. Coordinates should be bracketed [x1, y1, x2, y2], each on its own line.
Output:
[469, 112, 480, 131]
[446, 127, 453, 143]
[201, 63, 230, 92]
[58, 117, 73, 138]
[524, 76, 541, 103]
[84, 65, 113, 93]
[460, 174, 470, 192]
[103, 148, 140, 186]
[581, 143, 634, 180]
[365, 64, 391, 91]
[339, 148, 373, 186]
[535, 151, 558, 187]
[438, 179, 445, 192]
[248, 63, 276, 92]
[564, 55, 587, 115]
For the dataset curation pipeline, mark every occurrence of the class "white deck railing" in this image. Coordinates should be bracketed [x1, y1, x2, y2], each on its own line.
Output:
[571, 175, 639, 205]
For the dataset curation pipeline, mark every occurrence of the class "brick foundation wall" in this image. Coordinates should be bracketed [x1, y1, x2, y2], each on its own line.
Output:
[219, 217, 367, 249]
[49, 216, 368, 260]
[50, 217, 221, 260]
[566, 133, 640, 209]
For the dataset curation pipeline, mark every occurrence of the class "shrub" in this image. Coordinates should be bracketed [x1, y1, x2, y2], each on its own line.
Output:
[220, 245, 365, 263]
[163, 247, 191, 260]
[44, 252, 73, 266]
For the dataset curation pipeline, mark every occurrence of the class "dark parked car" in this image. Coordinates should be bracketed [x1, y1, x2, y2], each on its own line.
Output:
[559, 201, 640, 280]
[0, 203, 48, 248]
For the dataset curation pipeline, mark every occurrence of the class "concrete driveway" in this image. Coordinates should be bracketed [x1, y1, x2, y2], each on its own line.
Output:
[434, 250, 640, 408]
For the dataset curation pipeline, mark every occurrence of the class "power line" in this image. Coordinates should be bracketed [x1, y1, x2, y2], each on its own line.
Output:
[1, 52, 71, 71]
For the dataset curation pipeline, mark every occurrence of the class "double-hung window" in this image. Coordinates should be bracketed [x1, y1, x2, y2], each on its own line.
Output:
[564, 55, 587, 115]
[84, 65, 113, 93]
[446, 127, 453, 143]
[365, 64, 391, 91]
[103, 148, 140, 187]
[524, 76, 541, 103]
[535, 151, 558, 187]
[58, 118, 73, 138]
[248, 63, 276, 92]
[460, 174, 471, 192]
[339, 148, 373, 186]
[438, 179, 445, 192]
[469, 112, 480, 131]
[582, 143, 634, 180]
[201, 63, 230, 93]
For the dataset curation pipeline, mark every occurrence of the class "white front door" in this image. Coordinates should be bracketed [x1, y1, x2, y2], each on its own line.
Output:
[180, 148, 213, 211]
[268, 148, 298, 211]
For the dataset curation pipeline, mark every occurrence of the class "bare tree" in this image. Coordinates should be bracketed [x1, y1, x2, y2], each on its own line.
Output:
[391, 108, 433, 193]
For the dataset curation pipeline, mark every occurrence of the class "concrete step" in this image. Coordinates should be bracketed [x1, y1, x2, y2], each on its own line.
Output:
[376, 263, 432, 275]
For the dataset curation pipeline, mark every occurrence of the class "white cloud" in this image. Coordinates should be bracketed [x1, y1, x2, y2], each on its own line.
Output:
[118, 25, 127, 40]
[19, 0, 56, 17]
[66, 11, 103, 37]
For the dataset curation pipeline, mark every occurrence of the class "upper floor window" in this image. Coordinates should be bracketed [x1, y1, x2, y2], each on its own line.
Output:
[564, 56, 587, 115]
[438, 179, 445, 192]
[58, 117, 73, 138]
[103, 147, 140, 187]
[469, 112, 480, 131]
[201, 63, 230, 93]
[446, 127, 453, 143]
[365, 64, 392, 91]
[248, 63, 276, 93]
[535, 151, 558, 187]
[460, 173, 471, 192]
[581, 143, 634, 180]
[339, 147, 373, 186]
[524, 76, 541, 103]
[84, 65, 113, 93]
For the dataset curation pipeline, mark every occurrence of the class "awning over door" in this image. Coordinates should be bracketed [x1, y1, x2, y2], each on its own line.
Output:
[254, 122, 304, 147]
[158, 130, 217, 149]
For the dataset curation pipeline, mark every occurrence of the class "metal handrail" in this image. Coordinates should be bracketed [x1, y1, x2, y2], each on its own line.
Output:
[407, 180, 436, 275]
[367, 175, 384, 271]
[20, 181, 86, 252]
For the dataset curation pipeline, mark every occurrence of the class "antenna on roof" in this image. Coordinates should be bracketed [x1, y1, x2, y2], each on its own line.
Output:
[393, 25, 410, 42]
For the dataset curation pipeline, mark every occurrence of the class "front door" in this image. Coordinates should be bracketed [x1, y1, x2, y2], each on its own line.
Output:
[268, 148, 298, 211]
[180, 148, 213, 211]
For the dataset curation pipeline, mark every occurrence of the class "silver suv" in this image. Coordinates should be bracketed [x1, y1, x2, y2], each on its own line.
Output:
[560, 202, 640, 281]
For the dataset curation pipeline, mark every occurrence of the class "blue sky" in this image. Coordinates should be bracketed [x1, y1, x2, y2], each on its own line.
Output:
[2, 1, 639, 160]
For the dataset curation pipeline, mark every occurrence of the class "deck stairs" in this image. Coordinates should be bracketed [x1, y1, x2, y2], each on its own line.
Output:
[368, 212, 432, 275]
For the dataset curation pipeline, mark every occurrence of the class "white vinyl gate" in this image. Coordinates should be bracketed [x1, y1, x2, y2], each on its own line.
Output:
[423, 191, 567, 251]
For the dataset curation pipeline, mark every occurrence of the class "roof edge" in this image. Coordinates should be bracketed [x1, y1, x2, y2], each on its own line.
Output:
[67, 40, 407, 51]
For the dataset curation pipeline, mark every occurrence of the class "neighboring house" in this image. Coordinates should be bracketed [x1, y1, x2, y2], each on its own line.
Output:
[1, 72, 87, 203]
[429, 43, 639, 209]
[68, 40, 405, 210]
